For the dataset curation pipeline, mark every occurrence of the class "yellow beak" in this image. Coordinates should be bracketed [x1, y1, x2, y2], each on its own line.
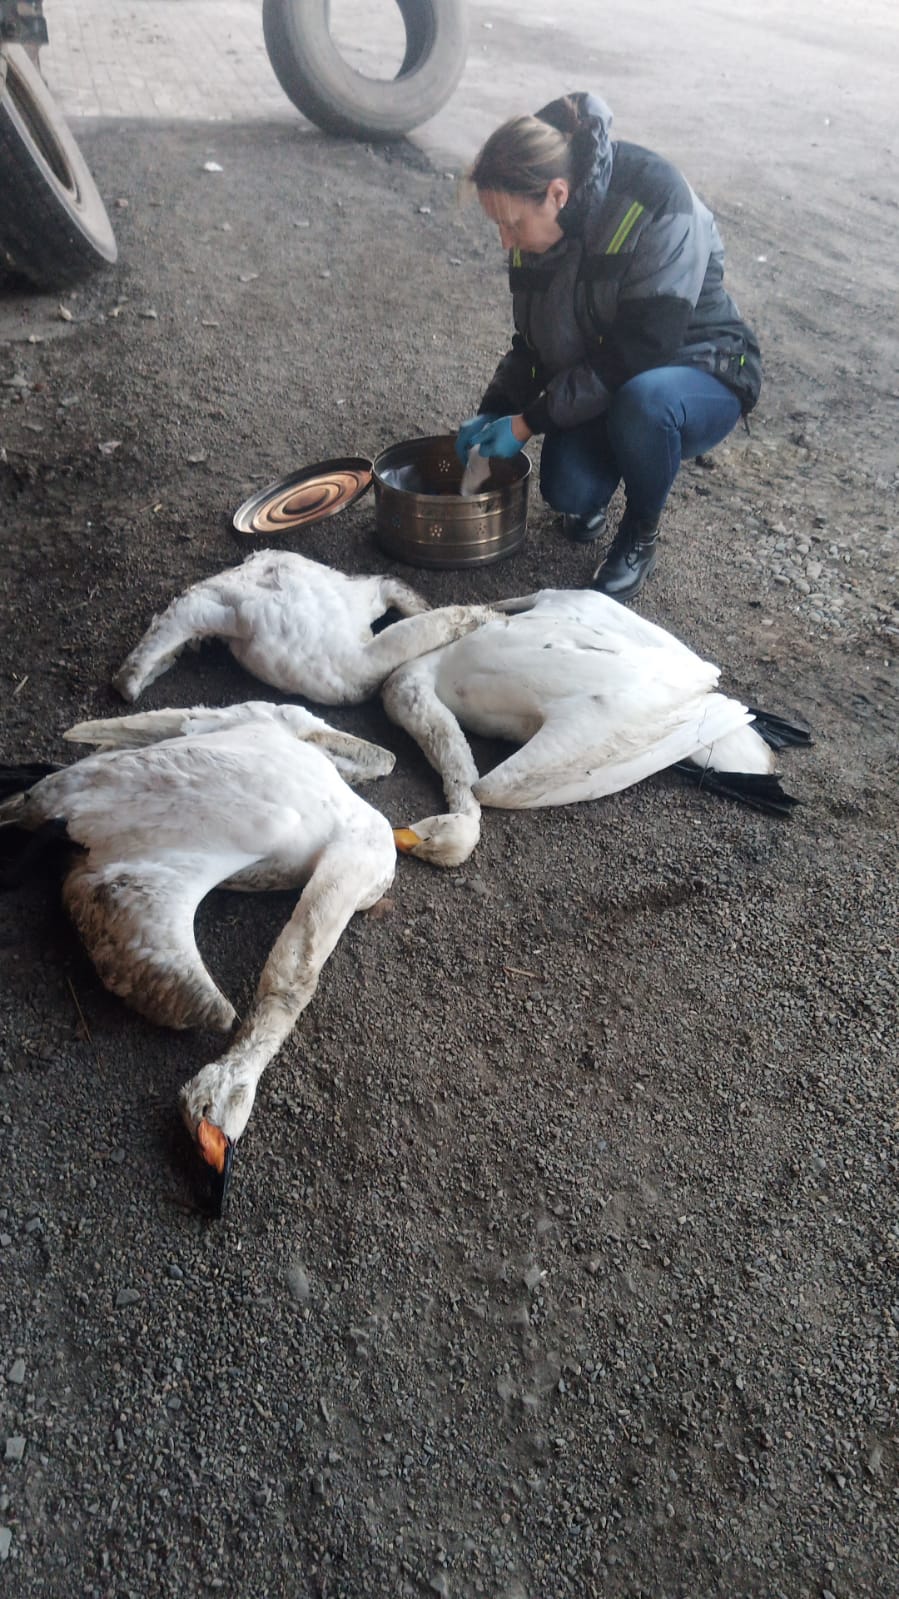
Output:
[393, 827, 422, 853]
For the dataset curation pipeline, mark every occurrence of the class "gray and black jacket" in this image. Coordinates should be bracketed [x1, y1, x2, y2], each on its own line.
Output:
[478, 92, 762, 432]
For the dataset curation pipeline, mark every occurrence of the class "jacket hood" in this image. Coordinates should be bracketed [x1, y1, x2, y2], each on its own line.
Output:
[535, 91, 614, 235]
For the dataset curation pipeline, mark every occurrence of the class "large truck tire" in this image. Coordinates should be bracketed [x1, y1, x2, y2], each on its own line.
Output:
[262, 0, 469, 141]
[0, 45, 117, 289]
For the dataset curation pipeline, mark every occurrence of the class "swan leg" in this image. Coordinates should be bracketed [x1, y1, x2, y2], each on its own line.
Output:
[113, 591, 239, 702]
[382, 660, 480, 815]
[355, 604, 497, 698]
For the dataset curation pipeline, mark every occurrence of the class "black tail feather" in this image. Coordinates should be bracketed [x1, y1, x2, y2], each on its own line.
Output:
[0, 818, 74, 890]
[746, 707, 814, 751]
[672, 763, 800, 816]
[0, 761, 62, 800]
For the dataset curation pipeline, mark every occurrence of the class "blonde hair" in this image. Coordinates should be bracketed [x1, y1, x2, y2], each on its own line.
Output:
[468, 100, 582, 199]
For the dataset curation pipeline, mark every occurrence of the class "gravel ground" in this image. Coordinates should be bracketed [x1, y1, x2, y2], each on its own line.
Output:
[1, 27, 898, 1599]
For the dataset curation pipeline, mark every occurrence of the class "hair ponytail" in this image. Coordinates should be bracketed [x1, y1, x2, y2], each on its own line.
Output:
[468, 114, 575, 200]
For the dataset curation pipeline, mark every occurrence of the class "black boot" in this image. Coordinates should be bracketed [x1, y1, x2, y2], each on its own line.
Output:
[590, 511, 659, 601]
[562, 507, 608, 544]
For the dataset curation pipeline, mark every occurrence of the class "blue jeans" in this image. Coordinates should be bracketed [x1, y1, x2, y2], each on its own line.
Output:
[539, 366, 743, 524]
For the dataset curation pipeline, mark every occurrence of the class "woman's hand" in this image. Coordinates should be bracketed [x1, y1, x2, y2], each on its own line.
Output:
[455, 413, 498, 464]
[471, 414, 532, 459]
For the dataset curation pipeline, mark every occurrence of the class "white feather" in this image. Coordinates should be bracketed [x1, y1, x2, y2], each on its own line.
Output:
[113, 548, 496, 705]
[384, 588, 778, 862]
[8, 703, 399, 1144]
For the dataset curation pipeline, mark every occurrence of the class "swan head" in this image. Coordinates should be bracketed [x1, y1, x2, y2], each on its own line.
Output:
[393, 812, 481, 868]
[178, 1063, 258, 1216]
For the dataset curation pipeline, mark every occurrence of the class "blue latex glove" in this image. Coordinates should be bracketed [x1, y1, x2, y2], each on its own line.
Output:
[472, 415, 523, 460]
[455, 412, 497, 464]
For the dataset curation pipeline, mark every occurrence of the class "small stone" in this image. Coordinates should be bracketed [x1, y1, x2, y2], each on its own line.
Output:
[167, 1395, 182, 1411]
[4, 1437, 25, 1462]
[0, 1527, 11, 1561]
[286, 1262, 310, 1303]
[7, 1359, 25, 1385]
[0, 1234, 11, 1247]
[114, 1288, 141, 1309]
[167, 1263, 183, 1281]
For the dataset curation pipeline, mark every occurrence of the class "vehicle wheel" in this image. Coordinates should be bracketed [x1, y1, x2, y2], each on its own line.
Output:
[262, 0, 469, 141]
[0, 45, 117, 289]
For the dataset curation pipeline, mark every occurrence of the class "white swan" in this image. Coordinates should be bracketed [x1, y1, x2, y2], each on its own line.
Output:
[0, 701, 399, 1210]
[113, 548, 495, 705]
[385, 588, 807, 866]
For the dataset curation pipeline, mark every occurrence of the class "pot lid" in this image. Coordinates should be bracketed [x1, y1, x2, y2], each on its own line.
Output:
[232, 457, 374, 536]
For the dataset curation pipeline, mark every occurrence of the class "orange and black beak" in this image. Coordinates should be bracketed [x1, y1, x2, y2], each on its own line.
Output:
[194, 1117, 235, 1217]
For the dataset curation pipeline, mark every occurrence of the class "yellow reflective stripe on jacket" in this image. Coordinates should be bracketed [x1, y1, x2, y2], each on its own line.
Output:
[606, 201, 644, 255]
[512, 246, 522, 268]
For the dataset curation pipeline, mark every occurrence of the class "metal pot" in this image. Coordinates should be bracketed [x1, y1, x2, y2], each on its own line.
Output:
[372, 434, 529, 569]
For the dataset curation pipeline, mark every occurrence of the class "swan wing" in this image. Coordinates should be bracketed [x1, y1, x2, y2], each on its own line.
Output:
[497, 588, 707, 662]
[64, 700, 335, 750]
[433, 611, 719, 744]
[65, 704, 395, 782]
[473, 691, 754, 810]
[62, 851, 242, 1030]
